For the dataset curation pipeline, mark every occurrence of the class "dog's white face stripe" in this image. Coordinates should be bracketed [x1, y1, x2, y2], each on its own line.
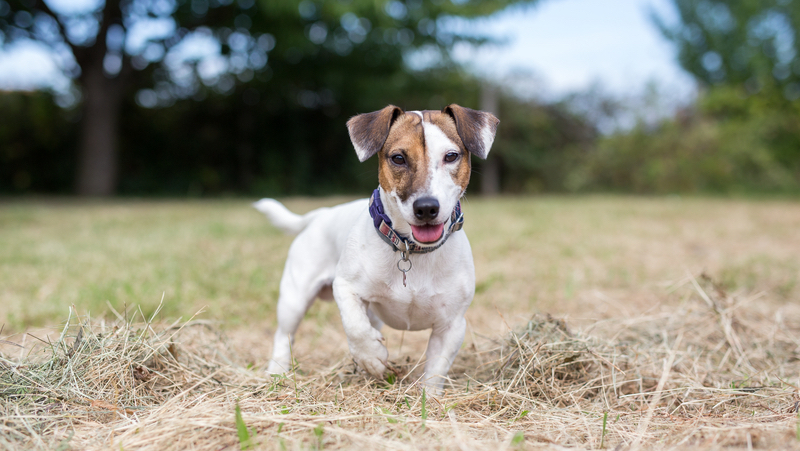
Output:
[421, 121, 462, 224]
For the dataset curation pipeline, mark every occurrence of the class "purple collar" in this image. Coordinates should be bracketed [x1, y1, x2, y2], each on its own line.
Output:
[368, 188, 464, 254]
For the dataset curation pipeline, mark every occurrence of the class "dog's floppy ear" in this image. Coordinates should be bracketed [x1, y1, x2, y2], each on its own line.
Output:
[347, 105, 405, 162]
[443, 104, 499, 159]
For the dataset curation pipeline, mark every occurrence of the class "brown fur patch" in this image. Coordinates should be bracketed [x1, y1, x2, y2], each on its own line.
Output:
[347, 105, 403, 162]
[378, 113, 428, 202]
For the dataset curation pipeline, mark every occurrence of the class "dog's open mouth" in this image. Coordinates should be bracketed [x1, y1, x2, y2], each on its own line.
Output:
[410, 223, 445, 244]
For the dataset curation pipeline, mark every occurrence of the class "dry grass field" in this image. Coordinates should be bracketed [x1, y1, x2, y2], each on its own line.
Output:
[1, 196, 799, 450]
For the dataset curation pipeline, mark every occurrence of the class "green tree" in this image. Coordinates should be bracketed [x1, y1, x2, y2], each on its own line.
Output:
[653, 0, 800, 179]
[0, 0, 535, 196]
[0, 92, 78, 193]
[654, 0, 800, 94]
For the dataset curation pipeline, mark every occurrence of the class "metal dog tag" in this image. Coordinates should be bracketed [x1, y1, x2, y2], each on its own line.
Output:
[397, 252, 412, 287]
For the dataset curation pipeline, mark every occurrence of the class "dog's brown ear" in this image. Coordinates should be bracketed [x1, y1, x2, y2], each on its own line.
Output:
[347, 105, 405, 162]
[443, 104, 499, 159]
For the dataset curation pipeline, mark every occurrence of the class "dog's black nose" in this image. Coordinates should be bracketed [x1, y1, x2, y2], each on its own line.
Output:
[413, 197, 440, 221]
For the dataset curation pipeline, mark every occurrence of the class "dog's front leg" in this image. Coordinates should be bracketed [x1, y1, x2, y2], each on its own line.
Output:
[421, 316, 467, 395]
[332, 278, 389, 379]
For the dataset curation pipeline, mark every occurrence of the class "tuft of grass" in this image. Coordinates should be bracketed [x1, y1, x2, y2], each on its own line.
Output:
[600, 411, 608, 449]
[235, 402, 256, 450]
[377, 407, 399, 424]
[313, 423, 324, 449]
[420, 388, 427, 427]
[512, 409, 528, 423]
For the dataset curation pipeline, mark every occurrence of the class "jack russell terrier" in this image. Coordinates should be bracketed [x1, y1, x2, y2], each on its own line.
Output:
[254, 104, 499, 393]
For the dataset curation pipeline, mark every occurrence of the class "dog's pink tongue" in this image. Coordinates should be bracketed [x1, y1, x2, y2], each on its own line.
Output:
[410, 223, 444, 243]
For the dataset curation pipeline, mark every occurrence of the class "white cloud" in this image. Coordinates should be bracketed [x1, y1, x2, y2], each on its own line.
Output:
[125, 17, 176, 55]
[0, 40, 70, 92]
[45, 0, 103, 15]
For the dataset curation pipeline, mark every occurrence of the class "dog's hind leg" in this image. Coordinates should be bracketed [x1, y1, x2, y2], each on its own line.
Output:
[421, 316, 467, 395]
[267, 270, 332, 374]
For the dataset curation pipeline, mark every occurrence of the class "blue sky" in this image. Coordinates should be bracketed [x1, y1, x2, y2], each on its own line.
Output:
[450, 0, 695, 100]
[0, 0, 696, 103]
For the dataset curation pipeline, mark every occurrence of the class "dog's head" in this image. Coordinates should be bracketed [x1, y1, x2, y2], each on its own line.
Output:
[347, 104, 499, 246]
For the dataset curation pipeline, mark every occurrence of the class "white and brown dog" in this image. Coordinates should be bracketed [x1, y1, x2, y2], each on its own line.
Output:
[254, 104, 499, 393]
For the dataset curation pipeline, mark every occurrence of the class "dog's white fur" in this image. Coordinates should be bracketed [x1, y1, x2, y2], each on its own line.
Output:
[254, 106, 497, 393]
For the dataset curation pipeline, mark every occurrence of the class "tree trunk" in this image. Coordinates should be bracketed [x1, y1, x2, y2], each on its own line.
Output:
[72, 0, 126, 197]
[480, 84, 501, 196]
[75, 60, 123, 196]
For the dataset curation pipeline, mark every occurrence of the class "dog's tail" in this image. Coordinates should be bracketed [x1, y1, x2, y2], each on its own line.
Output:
[252, 198, 319, 235]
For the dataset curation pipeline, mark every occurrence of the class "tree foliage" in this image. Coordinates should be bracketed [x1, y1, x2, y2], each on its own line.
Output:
[569, 0, 800, 194]
[483, 94, 596, 193]
[654, 0, 800, 97]
[0, 0, 536, 195]
[569, 110, 799, 194]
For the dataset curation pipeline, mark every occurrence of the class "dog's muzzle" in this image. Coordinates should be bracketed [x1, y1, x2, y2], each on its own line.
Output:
[368, 188, 463, 255]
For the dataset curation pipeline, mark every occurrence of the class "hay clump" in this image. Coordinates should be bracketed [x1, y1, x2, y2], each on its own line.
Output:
[444, 275, 800, 448]
[0, 306, 266, 450]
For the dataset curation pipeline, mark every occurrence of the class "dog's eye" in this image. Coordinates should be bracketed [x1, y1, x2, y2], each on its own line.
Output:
[444, 152, 459, 163]
[391, 154, 406, 165]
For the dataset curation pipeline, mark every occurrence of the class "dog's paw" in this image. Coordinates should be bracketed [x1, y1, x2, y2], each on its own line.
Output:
[267, 359, 291, 375]
[355, 355, 388, 379]
[350, 330, 389, 379]
[418, 376, 445, 397]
